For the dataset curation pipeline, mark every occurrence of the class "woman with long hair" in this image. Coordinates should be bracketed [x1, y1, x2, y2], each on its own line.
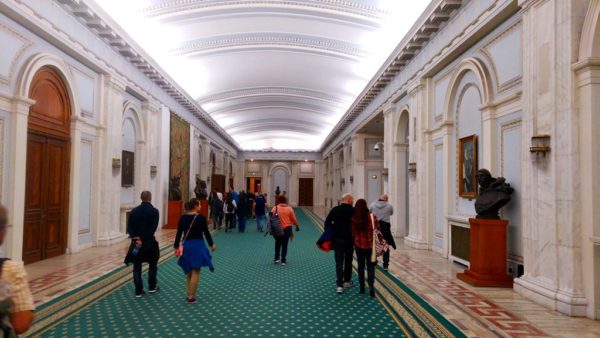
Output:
[173, 198, 216, 304]
[271, 195, 299, 265]
[351, 198, 380, 297]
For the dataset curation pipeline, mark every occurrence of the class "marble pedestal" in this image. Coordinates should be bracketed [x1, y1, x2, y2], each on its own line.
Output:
[457, 218, 513, 288]
[165, 200, 183, 229]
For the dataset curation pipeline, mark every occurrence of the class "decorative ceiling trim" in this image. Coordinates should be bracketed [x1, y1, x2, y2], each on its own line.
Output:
[197, 86, 346, 105]
[208, 101, 337, 117]
[241, 150, 321, 161]
[320, 0, 464, 151]
[227, 121, 327, 135]
[172, 33, 365, 59]
[140, 0, 389, 20]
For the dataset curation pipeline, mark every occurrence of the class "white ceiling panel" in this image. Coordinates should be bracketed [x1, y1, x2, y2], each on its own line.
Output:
[94, 0, 429, 151]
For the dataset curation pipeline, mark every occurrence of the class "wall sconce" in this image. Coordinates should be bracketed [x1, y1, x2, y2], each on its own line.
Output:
[206, 176, 211, 183]
[382, 168, 388, 176]
[349, 175, 354, 184]
[112, 158, 121, 169]
[340, 178, 345, 185]
[150, 165, 157, 175]
[530, 135, 550, 157]
[408, 162, 417, 173]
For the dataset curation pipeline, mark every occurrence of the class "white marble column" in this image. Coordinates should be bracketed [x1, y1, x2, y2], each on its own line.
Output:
[6, 95, 35, 260]
[405, 80, 430, 249]
[314, 160, 325, 208]
[351, 135, 365, 201]
[514, 0, 587, 316]
[575, 59, 600, 319]
[97, 75, 127, 245]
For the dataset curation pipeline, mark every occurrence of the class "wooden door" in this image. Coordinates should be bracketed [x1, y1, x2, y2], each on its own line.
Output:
[298, 178, 313, 206]
[24, 66, 70, 264]
[211, 174, 226, 193]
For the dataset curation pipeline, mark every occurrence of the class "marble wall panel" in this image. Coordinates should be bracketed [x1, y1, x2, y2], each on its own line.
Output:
[0, 21, 32, 86]
[434, 143, 444, 250]
[70, 67, 96, 119]
[483, 24, 522, 90]
[78, 139, 93, 245]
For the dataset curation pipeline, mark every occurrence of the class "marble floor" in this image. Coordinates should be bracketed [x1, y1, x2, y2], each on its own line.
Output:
[24, 213, 600, 338]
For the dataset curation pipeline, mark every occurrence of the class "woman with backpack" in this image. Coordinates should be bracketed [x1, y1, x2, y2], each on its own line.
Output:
[223, 194, 237, 233]
[173, 198, 216, 304]
[351, 199, 380, 297]
[270, 195, 299, 265]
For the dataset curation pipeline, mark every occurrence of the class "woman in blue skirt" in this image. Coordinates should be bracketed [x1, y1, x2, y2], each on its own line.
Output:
[174, 198, 217, 304]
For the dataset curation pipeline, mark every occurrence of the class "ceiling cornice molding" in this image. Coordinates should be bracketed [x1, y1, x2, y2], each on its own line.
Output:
[140, 0, 389, 21]
[320, 0, 464, 152]
[209, 101, 337, 117]
[198, 86, 346, 105]
[49, 0, 241, 151]
[173, 33, 364, 60]
[228, 122, 325, 136]
[242, 150, 322, 161]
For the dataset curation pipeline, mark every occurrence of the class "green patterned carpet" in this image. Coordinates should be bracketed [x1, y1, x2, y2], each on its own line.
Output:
[32, 209, 464, 337]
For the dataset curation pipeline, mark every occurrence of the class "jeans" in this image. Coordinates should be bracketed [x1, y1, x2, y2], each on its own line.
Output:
[334, 239, 354, 287]
[238, 216, 247, 232]
[355, 248, 376, 288]
[274, 227, 293, 263]
[256, 214, 266, 231]
[211, 214, 222, 229]
[133, 261, 157, 295]
[225, 214, 235, 232]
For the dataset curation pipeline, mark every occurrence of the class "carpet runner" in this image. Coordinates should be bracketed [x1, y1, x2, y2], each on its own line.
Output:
[29, 208, 465, 337]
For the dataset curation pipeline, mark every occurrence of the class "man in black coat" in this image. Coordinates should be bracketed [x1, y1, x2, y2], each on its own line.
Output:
[324, 193, 354, 294]
[127, 191, 160, 297]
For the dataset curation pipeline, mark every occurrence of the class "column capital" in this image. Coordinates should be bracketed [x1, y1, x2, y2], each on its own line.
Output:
[408, 79, 425, 96]
[383, 103, 395, 116]
[142, 100, 161, 114]
[104, 74, 127, 92]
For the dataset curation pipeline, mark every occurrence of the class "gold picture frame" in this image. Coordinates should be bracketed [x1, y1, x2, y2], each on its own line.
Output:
[458, 134, 477, 198]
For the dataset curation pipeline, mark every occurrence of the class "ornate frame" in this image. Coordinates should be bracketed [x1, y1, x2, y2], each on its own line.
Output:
[458, 134, 477, 198]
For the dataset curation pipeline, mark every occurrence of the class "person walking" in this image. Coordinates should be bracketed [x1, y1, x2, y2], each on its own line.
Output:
[352, 199, 380, 297]
[223, 194, 237, 232]
[127, 191, 160, 297]
[174, 198, 216, 304]
[237, 192, 248, 232]
[369, 194, 396, 271]
[0, 204, 34, 335]
[324, 193, 354, 294]
[271, 195, 299, 265]
[210, 191, 223, 230]
[254, 193, 267, 232]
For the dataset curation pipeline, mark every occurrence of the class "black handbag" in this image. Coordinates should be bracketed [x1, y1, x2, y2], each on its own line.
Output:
[269, 206, 284, 238]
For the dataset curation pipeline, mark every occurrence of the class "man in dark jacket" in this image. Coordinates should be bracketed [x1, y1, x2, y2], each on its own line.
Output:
[127, 191, 160, 297]
[324, 193, 354, 294]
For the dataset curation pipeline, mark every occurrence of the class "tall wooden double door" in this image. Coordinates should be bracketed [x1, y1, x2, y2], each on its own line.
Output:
[23, 66, 71, 264]
[298, 178, 313, 206]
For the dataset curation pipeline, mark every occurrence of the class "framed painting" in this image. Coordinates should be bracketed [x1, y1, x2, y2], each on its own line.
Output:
[121, 150, 135, 187]
[458, 134, 477, 198]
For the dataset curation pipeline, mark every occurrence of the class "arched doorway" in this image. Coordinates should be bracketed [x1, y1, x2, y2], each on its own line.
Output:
[23, 66, 71, 264]
[271, 166, 289, 205]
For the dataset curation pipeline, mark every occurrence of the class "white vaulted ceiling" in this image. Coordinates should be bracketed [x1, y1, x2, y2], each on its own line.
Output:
[93, 0, 428, 151]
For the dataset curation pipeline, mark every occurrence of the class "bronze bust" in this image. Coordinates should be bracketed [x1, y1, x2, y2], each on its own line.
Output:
[474, 169, 514, 219]
[169, 176, 182, 201]
[194, 176, 208, 200]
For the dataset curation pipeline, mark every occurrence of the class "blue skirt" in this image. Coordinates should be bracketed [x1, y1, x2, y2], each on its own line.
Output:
[177, 239, 213, 274]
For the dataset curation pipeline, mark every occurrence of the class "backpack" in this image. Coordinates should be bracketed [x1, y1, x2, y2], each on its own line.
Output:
[0, 258, 16, 338]
[226, 200, 235, 213]
[268, 207, 284, 238]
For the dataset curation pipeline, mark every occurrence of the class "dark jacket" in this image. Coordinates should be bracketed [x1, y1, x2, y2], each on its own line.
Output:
[324, 203, 354, 242]
[126, 202, 160, 264]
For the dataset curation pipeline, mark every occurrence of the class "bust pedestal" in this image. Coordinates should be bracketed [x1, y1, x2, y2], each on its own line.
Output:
[199, 199, 209, 223]
[165, 200, 182, 229]
[457, 218, 513, 288]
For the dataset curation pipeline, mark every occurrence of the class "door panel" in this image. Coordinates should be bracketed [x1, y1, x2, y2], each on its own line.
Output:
[298, 178, 313, 206]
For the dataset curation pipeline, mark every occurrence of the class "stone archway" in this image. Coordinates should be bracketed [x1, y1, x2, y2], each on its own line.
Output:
[392, 108, 410, 238]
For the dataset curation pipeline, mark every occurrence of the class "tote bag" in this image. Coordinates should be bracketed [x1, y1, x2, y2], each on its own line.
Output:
[370, 214, 389, 262]
[269, 206, 284, 238]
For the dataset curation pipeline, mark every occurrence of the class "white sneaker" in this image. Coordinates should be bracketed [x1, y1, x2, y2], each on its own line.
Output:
[273, 259, 281, 264]
[336, 286, 344, 294]
[343, 281, 353, 288]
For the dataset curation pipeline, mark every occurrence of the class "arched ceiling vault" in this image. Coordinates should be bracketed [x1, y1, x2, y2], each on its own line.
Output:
[94, 0, 430, 151]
